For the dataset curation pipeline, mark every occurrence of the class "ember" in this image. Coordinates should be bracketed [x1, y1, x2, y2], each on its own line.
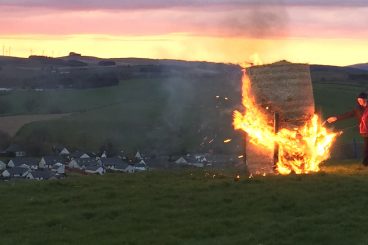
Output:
[223, 139, 232, 143]
[233, 62, 340, 175]
[234, 174, 240, 181]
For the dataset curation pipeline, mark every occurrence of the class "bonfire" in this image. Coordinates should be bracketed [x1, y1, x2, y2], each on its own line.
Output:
[233, 62, 340, 175]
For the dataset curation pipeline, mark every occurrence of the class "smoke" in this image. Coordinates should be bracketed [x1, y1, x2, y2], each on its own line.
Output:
[223, 5, 289, 38]
[147, 71, 197, 154]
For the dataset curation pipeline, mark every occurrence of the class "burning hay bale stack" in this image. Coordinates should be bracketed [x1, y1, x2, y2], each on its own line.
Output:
[234, 60, 338, 175]
[247, 61, 315, 126]
[246, 61, 315, 174]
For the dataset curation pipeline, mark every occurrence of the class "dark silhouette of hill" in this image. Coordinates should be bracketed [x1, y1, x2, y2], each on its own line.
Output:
[348, 63, 368, 71]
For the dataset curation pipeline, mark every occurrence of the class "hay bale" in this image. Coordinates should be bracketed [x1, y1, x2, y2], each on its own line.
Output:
[245, 61, 315, 174]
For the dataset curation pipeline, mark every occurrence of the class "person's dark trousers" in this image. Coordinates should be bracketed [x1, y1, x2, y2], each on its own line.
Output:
[363, 137, 368, 166]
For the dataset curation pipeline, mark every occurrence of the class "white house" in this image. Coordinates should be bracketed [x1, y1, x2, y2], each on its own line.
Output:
[101, 157, 121, 169]
[0, 160, 6, 171]
[8, 158, 40, 170]
[175, 157, 188, 165]
[39, 156, 64, 169]
[85, 165, 105, 175]
[112, 162, 135, 173]
[135, 151, 143, 160]
[71, 151, 90, 159]
[3, 167, 29, 178]
[174, 156, 204, 168]
[134, 160, 147, 171]
[2, 169, 10, 178]
[101, 151, 107, 158]
[59, 147, 70, 156]
[69, 158, 99, 169]
[26, 170, 57, 180]
[51, 163, 65, 175]
[80, 153, 90, 158]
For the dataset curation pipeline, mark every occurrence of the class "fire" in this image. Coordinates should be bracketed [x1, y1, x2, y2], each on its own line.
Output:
[233, 68, 340, 175]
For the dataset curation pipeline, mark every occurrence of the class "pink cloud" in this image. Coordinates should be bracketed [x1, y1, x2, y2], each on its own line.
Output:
[1, 0, 368, 10]
[0, 3, 367, 39]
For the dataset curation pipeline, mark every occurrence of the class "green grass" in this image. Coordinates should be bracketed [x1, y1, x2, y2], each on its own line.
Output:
[0, 78, 165, 115]
[12, 75, 241, 154]
[1, 161, 368, 244]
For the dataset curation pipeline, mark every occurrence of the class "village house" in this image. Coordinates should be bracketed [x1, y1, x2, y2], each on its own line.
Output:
[134, 160, 148, 171]
[51, 163, 65, 175]
[0, 160, 6, 171]
[3, 144, 26, 157]
[2, 167, 29, 178]
[8, 157, 40, 170]
[85, 165, 105, 175]
[68, 158, 99, 169]
[39, 156, 64, 169]
[175, 157, 188, 165]
[26, 170, 57, 181]
[174, 155, 205, 168]
[53, 145, 70, 156]
[101, 151, 107, 158]
[135, 151, 143, 160]
[101, 157, 122, 169]
[114, 162, 135, 173]
[59, 147, 70, 156]
[71, 150, 90, 159]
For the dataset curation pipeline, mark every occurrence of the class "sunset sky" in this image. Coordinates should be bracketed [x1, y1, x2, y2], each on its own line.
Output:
[0, 0, 367, 66]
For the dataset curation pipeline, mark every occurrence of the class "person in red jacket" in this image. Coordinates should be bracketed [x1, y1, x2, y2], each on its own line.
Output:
[327, 92, 368, 165]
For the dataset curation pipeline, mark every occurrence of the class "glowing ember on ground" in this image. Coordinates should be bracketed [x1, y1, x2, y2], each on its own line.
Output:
[234, 174, 240, 181]
[224, 139, 232, 143]
[233, 65, 340, 175]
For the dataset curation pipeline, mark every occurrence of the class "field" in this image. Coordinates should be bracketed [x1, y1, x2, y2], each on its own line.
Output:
[0, 114, 69, 136]
[9, 74, 242, 154]
[1, 160, 368, 244]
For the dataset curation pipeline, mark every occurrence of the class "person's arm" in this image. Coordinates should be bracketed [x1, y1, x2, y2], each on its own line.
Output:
[336, 110, 356, 121]
[327, 109, 355, 123]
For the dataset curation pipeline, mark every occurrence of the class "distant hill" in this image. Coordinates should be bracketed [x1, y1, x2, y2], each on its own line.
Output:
[348, 63, 368, 71]
[0, 55, 238, 89]
[310, 64, 368, 87]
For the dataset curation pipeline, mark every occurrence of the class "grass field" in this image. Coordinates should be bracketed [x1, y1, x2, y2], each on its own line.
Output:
[11, 74, 242, 154]
[0, 114, 69, 136]
[1, 160, 368, 244]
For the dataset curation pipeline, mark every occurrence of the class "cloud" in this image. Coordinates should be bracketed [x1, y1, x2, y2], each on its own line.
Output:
[0, 0, 367, 39]
[0, 3, 290, 38]
[0, 0, 367, 10]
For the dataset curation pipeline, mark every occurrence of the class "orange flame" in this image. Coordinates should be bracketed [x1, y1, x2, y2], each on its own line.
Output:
[233, 68, 340, 175]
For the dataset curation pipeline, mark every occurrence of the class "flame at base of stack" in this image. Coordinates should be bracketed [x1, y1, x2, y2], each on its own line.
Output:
[233, 66, 339, 175]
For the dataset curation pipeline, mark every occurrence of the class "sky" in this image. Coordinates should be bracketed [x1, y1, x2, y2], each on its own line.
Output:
[0, 0, 367, 65]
